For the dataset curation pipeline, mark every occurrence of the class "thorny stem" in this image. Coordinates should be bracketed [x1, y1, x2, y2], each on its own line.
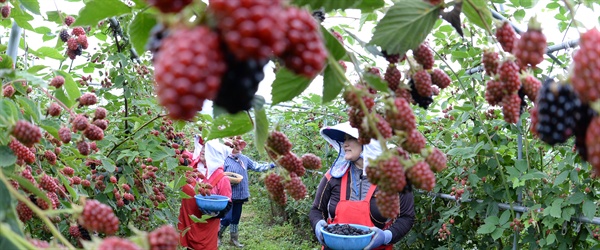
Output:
[106, 114, 166, 157]
[0, 171, 76, 250]
[431, 47, 516, 215]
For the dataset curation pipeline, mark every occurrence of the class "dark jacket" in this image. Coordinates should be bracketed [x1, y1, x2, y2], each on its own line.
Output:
[309, 170, 415, 245]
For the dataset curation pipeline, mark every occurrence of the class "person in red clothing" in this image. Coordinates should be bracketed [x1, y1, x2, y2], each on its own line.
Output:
[178, 139, 233, 250]
[309, 122, 415, 250]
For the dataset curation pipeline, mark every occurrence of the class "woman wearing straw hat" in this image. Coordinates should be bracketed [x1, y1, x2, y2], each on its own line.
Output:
[309, 122, 415, 250]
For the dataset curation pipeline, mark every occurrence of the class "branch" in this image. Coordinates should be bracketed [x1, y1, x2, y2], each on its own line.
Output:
[106, 114, 166, 157]
[39, 87, 76, 117]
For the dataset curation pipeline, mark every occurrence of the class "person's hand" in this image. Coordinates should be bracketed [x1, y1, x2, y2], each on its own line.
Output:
[200, 208, 219, 217]
[314, 220, 327, 246]
[363, 227, 392, 250]
[269, 163, 276, 169]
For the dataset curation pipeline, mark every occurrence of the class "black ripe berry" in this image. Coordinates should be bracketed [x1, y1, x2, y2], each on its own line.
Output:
[324, 224, 371, 236]
[213, 47, 268, 114]
[409, 79, 433, 109]
[574, 104, 596, 160]
[535, 78, 582, 145]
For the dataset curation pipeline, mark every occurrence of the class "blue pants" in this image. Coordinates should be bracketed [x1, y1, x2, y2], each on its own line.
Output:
[221, 201, 244, 228]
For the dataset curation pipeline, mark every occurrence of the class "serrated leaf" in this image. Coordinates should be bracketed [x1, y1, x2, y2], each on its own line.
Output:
[546, 233, 556, 245]
[11, 4, 35, 31]
[322, 60, 346, 104]
[54, 89, 73, 108]
[34, 47, 64, 60]
[207, 112, 253, 140]
[0, 146, 17, 167]
[343, 29, 382, 57]
[101, 158, 116, 172]
[356, 0, 385, 12]
[369, 0, 439, 56]
[18, 0, 41, 15]
[491, 227, 504, 240]
[73, 0, 131, 27]
[16, 97, 40, 123]
[128, 12, 156, 55]
[271, 68, 312, 106]
[321, 26, 346, 60]
[462, 0, 493, 30]
[514, 159, 527, 173]
[583, 199, 596, 219]
[0, 55, 13, 69]
[549, 199, 562, 218]
[499, 210, 510, 225]
[440, 2, 463, 36]
[477, 223, 496, 234]
[0, 99, 19, 123]
[39, 119, 60, 140]
[55, 70, 81, 107]
[553, 171, 569, 187]
[254, 102, 269, 157]
[569, 192, 584, 204]
[363, 71, 389, 92]
[291, 0, 361, 12]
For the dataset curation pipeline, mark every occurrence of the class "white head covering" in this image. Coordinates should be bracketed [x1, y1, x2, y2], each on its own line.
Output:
[196, 139, 232, 179]
[192, 135, 203, 159]
[320, 122, 382, 178]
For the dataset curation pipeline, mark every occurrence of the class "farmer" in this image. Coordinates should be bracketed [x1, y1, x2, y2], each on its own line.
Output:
[178, 139, 233, 250]
[219, 136, 275, 247]
[309, 122, 415, 250]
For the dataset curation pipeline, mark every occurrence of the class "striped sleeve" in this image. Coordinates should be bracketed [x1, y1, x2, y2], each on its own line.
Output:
[245, 157, 272, 172]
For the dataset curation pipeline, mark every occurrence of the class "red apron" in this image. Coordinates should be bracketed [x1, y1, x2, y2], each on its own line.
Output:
[327, 172, 393, 250]
[178, 169, 226, 250]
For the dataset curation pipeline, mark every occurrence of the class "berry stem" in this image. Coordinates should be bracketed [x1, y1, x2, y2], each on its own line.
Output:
[0, 171, 75, 250]
[106, 114, 166, 157]
[0, 224, 38, 249]
[38, 86, 75, 117]
[431, 46, 516, 215]
[561, 0, 581, 33]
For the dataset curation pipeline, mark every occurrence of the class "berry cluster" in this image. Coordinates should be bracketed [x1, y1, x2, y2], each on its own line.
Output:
[147, 225, 178, 250]
[436, 223, 451, 241]
[59, 16, 89, 60]
[151, 0, 327, 119]
[78, 199, 120, 235]
[195, 183, 214, 196]
[264, 172, 286, 205]
[571, 28, 600, 104]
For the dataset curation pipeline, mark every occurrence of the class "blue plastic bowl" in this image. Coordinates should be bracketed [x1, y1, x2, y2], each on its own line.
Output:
[194, 194, 229, 212]
[320, 224, 374, 250]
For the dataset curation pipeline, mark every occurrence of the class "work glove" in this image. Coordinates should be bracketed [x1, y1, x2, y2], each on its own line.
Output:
[314, 220, 327, 246]
[364, 227, 392, 250]
[200, 208, 219, 218]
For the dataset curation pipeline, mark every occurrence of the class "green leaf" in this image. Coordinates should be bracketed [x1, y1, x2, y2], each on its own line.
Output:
[519, 0, 539, 8]
[291, 0, 374, 12]
[321, 26, 346, 60]
[514, 159, 527, 173]
[0, 146, 17, 167]
[491, 227, 504, 240]
[499, 210, 510, 225]
[16, 97, 40, 123]
[322, 59, 346, 104]
[189, 214, 209, 223]
[207, 112, 254, 140]
[549, 199, 562, 218]
[553, 171, 569, 187]
[254, 101, 269, 157]
[483, 215, 499, 225]
[363, 71, 389, 92]
[582, 199, 596, 219]
[11, 4, 35, 31]
[39, 119, 60, 140]
[34, 47, 65, 60]
[355, 0, 385, 12]
[9, 174, 52, 207]
[73, 0, 131, 27]
[55, 70, 81, 107]
[0, 55, 13, 69]
[271, 68, 312, 106]
[18, 0, 41, 15]
[54, 89, 73, 108]
[462, 0, 493, 30]
[477, 223, 496, 234]
[0, 99, 19, 123]
[369, 0, 439, 56]
[546, 233, 556, 245]
[101, 158, 116, 172]
[58, 174, 78, 201]
[128, 12, 156, 55]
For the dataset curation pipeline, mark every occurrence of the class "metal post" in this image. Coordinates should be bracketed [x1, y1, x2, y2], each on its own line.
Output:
[7, 22, 22, 68]
[513, 122, 523, 250]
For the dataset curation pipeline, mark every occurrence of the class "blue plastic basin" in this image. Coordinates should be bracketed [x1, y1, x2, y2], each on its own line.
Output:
[194, 194, 229, 212]
[320, 224, 374, 250]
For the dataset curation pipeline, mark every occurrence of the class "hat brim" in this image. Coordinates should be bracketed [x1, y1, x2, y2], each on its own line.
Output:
[322, 129, 348, 142]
